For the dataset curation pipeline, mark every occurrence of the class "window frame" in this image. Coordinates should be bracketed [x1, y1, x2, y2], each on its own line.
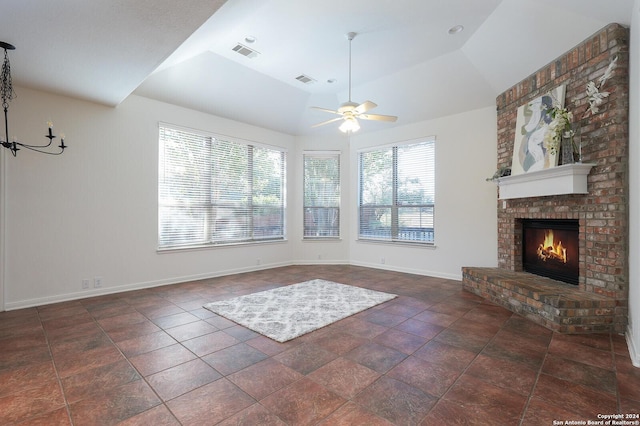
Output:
[357, 137, 435, 245]
[302, 151, 341, 240]
[158, 123, 287, 251]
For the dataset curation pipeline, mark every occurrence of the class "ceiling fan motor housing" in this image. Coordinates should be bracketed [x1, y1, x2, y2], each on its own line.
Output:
[338, 101, 359, 114]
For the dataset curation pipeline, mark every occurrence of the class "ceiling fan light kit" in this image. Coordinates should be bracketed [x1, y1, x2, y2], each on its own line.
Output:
[311, 32, 397, 133]
[339, 116, 360, 133]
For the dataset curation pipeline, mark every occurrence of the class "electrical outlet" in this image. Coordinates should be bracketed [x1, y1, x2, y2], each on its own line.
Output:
[318, 254, 322, 260]
[256, 258, 261, 266]
[82, 279, 90, 289]
[380, 257, 386, 264]
[94, 276, 103, 288]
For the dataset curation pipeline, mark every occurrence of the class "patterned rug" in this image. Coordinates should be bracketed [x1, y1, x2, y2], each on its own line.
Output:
[203, 279, 397, 342]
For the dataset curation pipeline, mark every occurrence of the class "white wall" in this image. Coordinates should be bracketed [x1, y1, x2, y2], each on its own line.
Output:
[3, 89, 296, 309]
[1, 89, 498, 309]
[627, 0, 640, 367]
[347, 107, 498, 280]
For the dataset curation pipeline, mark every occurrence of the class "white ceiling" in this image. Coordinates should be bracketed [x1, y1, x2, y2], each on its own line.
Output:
[2, 0, 634, 136]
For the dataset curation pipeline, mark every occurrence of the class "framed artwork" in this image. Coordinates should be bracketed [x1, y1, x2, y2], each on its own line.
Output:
[510, 85, 565, 175]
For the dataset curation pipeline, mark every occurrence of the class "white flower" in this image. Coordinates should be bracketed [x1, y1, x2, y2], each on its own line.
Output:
[584, 56, 617, 117]
[544, 106, 574, 155]
[599, 56, 618, 85]
[586, 81, 598, 97]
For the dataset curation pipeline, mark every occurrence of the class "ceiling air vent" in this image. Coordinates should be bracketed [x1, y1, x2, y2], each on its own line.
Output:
[232, 43, 259, 59]
[295, 74, 316, 84]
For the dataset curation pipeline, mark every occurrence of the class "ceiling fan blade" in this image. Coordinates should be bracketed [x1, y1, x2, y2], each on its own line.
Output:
[311, 117, 343, 128]
[359, 113, 398, 122]
[311, 106, 342, 115]
[354, 100, 377, 114]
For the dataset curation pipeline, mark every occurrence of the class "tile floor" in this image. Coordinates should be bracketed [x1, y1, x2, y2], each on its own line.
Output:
[0, 265, 639, 425]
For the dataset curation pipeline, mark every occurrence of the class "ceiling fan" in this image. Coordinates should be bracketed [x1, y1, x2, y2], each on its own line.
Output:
[311, 32, 398, 133]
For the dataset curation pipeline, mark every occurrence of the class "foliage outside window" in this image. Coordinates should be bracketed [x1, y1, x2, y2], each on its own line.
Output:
[158, 125, 286, 249]
[303, 152, 340, 238]
[358, 138, 435, 244]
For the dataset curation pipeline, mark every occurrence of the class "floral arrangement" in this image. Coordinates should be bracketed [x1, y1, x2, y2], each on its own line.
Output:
[584, 56, 618, 117]
[543, 105, 574, 155]
[494, 56, 618, 180]
[541, 56, 617, 159]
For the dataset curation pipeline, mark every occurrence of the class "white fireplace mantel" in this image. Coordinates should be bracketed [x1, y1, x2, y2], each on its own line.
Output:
[496, 163, 596, 200]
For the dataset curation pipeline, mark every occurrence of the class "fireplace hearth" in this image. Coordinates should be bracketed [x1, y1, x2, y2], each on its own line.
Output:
[522, 219, 579, 285]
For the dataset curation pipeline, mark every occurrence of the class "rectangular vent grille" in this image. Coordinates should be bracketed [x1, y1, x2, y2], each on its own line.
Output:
[295, 74, 316, 84]
[232, 43, 259, 59]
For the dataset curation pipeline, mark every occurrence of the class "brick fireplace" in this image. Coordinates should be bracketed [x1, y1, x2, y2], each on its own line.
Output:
[463, 24, 629, 334]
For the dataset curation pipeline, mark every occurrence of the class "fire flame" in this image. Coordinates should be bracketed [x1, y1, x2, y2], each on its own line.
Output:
[536, 229, 567, 263]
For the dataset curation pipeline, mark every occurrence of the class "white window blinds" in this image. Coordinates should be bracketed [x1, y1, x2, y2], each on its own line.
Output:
[303, 152, 340, 238]
[159, 125, 286, 249]
[358, 138, 435, 243]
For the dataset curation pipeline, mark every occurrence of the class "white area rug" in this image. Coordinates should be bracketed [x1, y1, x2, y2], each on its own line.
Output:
[203, 279, 397, 342]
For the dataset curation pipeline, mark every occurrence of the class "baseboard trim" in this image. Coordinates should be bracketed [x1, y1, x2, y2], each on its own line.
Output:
[626, 325, 640, 367]
[3, 261, 292, 311]
[292, 260, 350, 266]
[348, 260, 461, 281]
[292, 259, 461, 281]
[4, 260, 461, 311]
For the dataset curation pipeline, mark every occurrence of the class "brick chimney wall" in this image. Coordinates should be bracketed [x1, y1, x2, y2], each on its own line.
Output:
[495, 23, 629, 332]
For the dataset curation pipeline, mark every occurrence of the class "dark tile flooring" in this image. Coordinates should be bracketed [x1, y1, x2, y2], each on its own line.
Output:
[0, 265, 639, 425]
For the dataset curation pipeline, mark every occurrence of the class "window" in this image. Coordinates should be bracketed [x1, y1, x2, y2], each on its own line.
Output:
[358, 138, 435, 244]
[303, 152, 340, 238]
[158, 125, 286, 249]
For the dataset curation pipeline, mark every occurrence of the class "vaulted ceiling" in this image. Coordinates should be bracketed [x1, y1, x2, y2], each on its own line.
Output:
[2, 0, 634, 136]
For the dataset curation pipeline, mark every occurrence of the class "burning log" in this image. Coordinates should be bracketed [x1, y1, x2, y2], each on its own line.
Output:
[536, 230, 568, 263]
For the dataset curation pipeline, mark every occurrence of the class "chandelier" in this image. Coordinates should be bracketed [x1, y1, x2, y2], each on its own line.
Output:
[1, 41, 66, 156]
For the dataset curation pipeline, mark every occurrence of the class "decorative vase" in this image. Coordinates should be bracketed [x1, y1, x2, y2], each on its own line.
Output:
[575, 134, 582, 163]
[561, 134, 575, 165]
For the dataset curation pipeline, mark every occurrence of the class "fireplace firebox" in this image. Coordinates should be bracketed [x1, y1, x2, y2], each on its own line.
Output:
[522, 219, 579, 285]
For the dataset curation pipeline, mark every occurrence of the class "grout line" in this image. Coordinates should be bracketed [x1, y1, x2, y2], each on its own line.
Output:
[92, 296, 186, 424]
[518, 327, 554, 426]
[37, 308, 75, 425]
[428, 309, 517, 423]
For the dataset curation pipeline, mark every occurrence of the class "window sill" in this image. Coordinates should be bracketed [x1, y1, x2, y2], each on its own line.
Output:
[157, 238, 288, 254]
[356, 238, 437, 249]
